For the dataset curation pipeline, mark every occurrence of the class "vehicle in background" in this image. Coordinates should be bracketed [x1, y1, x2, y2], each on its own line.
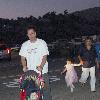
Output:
[48, 39, 68, 52]
[48, 41, 58, 53]
[0, 44, 11, 61]
[68, 38, 83, 46]
[11, 44, 21, 52]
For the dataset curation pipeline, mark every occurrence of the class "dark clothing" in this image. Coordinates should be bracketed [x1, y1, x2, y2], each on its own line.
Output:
[42, 73, 52, 100]
[95, 43, 100, 63]
[95, 43, 100, 71]
[78, 45, 97, 68]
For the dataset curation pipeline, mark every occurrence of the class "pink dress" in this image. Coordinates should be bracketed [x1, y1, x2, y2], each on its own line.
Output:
[65, 64, 79, 87]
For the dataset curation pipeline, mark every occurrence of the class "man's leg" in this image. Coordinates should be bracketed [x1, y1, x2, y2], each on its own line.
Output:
[42, 73, 52, 100]
[79, 67, 90, 84]
[90, 66, 96, 91]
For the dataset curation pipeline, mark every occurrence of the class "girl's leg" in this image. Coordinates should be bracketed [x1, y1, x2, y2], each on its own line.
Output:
[65, 75, 69, 87]
[70, 84, 75, 93]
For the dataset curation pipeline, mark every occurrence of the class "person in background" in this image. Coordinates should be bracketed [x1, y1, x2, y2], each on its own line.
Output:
[95, 43, 100, 85]
[78, 37, 99, 92]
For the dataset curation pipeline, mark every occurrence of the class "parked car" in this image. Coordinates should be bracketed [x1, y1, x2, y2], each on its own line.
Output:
[0, 44, 11, 61]
[11, 44, 21, 52]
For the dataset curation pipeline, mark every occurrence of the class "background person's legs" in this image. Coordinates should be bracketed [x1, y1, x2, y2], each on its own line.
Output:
[90, 66, 96, 91]
[79, 67, 90, 84]
[42, 73, 52, 100]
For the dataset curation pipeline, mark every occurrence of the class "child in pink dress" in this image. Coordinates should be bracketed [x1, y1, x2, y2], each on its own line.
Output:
[61, 58, 82, 92]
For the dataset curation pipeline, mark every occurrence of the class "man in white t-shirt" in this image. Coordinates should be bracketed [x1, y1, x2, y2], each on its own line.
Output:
[19, 26, 52, 100]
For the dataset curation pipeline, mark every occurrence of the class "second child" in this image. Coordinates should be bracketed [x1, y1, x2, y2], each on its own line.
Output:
[61, 58, 82, 92]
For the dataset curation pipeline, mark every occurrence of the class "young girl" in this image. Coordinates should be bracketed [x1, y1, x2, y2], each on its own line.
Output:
[61, 58, 82, 92]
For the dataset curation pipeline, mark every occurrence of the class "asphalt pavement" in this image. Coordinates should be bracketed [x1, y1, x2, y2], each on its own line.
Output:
[0, 52, 100, 100]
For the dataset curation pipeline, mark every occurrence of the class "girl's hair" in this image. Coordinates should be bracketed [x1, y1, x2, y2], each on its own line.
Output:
[66, 57, 73, 63]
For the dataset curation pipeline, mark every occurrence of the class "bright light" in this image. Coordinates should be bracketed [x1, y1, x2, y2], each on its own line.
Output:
[6, 49, 10, 54]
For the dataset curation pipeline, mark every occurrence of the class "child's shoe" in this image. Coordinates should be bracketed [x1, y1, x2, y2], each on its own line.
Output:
[71, 87, 73, 93]
[70, 85, 74, 93]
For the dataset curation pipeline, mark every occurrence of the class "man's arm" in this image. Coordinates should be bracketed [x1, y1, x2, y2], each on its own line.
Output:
[37, 55, 47, 71]
[78, 55, 83, 62]
[78, 55, 82, 61]
[21, 56, 27, 72]
[40, 55, 47, 67]
[78, 55, 84, 65]
[37, 40, 49, 71]
[95, 58, 99, 68]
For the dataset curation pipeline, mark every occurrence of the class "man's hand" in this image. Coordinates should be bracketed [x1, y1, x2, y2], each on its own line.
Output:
[21, 56, 27, 72]
[95, 58, 99, 69]
[36, 65, 43, 72]
[23, 67, 28, 72]
[80, 60, 83, 65]
[36, 55, 47, 72]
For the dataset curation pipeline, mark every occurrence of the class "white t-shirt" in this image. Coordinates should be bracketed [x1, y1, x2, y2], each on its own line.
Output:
[19, 38, 49, 74]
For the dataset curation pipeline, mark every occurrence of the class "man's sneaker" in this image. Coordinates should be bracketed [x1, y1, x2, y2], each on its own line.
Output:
[79, 79, 86, 87]
[80, 83, 85, 87]
[91, 90, 96, 93]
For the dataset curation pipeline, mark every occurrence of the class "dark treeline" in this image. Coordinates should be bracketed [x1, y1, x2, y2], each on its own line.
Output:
[0, 7, 100, 45]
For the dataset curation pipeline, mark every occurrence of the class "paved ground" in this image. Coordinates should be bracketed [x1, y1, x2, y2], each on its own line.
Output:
[0, 52, 100, 100]
[50, 72, 100, 100]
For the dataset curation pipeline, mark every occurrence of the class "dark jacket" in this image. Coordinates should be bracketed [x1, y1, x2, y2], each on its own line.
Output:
[78, 45, 97, 68]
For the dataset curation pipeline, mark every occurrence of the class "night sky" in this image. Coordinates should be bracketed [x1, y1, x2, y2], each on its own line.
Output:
[0, 0, 100, 19]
